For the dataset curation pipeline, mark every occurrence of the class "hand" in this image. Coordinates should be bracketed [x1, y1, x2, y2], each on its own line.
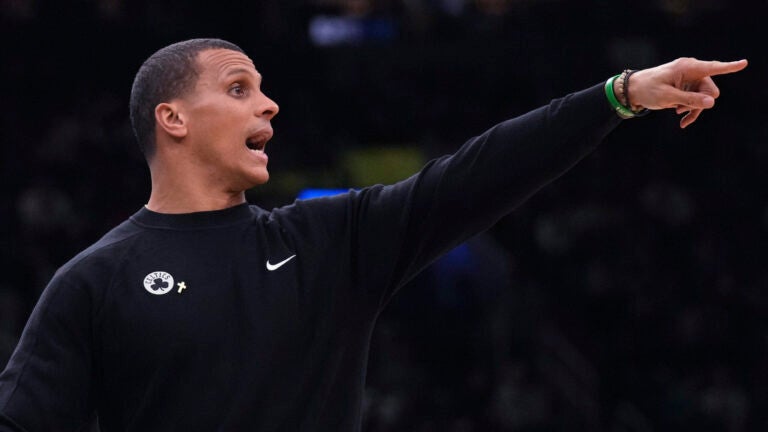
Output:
[626, 57, 748, 128]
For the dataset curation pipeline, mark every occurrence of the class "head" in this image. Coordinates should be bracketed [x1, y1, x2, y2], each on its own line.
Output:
[130, 38, 279, 188]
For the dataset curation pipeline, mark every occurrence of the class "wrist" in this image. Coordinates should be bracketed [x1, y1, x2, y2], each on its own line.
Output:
[605, 70, 649, 119]
[623, 69, 646, 112]
[605, 75, 636, 119]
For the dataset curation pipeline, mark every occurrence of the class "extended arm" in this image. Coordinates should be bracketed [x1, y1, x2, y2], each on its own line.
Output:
[276, 57, 748, 311]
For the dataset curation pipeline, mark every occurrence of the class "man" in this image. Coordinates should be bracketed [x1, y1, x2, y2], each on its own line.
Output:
[0, 38, 747, 430]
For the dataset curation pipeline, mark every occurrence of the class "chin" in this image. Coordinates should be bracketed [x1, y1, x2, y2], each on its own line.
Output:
[248, 171, 270, 187]
[233, 170, 270, 192]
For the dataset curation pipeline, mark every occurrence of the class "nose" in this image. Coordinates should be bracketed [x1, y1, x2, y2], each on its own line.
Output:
[257, 92, 279, 120]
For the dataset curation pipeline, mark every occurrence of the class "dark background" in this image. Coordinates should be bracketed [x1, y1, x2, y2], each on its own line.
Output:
[2, 0, 768, 430]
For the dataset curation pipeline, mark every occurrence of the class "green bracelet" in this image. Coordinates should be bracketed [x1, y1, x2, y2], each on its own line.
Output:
[605, 75, 637, 119]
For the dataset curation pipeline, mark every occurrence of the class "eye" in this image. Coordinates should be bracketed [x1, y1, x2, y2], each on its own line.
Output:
[229, 83, 248, 97]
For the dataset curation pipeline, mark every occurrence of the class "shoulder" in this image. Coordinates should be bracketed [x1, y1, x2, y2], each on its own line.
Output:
[52, 217, 145, 286]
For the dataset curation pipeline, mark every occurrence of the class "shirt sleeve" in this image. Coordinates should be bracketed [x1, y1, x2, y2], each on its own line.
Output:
[277, 83, 622, 311]
[0, 275, 96, 431]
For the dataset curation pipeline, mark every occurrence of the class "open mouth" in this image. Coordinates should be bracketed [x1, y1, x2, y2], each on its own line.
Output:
[245, 129, 272, 153]
[246, 136, 267, 152]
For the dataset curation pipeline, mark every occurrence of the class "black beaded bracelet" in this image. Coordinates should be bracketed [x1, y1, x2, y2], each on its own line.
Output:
[617, 69, 630, 106]
[624, 69, 650, 117]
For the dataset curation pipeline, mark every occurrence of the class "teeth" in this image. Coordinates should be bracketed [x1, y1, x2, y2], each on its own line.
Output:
[246, 134, 269, 152]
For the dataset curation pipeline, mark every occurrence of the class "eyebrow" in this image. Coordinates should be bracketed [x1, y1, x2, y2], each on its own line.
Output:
[224, 68, 262, 83]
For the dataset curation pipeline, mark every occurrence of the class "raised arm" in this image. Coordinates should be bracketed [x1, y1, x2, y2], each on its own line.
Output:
[275, 57, 748, 311]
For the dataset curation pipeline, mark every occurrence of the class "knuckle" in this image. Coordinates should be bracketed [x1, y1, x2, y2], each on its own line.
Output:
[672, 57, 693, 71]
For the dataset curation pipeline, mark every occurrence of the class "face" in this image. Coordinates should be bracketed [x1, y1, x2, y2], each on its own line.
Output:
[178, 49, 279, 191]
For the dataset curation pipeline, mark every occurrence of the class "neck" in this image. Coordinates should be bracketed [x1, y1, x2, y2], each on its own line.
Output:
[146, 189, 246, 214]
[145, 160, 247, 214]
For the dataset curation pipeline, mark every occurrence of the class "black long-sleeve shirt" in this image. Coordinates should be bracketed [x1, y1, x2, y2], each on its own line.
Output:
[0, 83, 621, 431]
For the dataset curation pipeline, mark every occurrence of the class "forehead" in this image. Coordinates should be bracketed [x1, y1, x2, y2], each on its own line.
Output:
[195, 49, 258, 79]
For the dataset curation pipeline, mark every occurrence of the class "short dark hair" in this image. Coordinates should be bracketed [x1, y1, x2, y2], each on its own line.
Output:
[129, 38, 245, 159]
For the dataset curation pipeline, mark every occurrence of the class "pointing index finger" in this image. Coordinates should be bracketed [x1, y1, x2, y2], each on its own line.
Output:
[689, 59, 748, 78]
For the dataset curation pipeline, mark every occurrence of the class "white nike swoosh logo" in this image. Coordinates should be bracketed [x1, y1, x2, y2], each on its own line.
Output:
[266, 254, 296, 271]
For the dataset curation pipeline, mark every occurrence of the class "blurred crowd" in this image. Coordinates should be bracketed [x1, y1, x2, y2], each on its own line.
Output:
[2, 0, 767, 431]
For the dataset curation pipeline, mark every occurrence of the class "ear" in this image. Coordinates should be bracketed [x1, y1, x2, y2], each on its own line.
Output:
[154, 102, 187, 140]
